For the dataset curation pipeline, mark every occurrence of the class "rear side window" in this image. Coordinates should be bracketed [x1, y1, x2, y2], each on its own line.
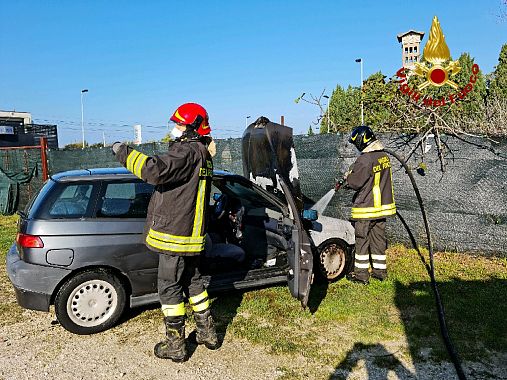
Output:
[97, 181, 153, 218]
[48, 184, 93, 217]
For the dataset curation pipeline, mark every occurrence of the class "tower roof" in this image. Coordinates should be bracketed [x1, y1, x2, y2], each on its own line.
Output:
[397, 30, 425, 42]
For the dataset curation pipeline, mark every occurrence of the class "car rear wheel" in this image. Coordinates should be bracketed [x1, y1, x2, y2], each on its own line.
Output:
[55, 269, 127, 335]
[317, 238, 352, 281]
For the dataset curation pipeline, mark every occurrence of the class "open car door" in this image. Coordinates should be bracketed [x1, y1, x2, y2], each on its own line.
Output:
[241, 116, 312, 308]
[278, 175, 313, 308]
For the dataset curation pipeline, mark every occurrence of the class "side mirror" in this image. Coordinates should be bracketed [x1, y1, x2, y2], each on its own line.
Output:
[302, 209, 318, 221]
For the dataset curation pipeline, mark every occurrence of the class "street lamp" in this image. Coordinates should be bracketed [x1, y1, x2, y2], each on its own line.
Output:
[245, 115, 251, 129]
[355, 58, 364, 125]
[80, 89, 89, 148]
[323, 95, 331, 133]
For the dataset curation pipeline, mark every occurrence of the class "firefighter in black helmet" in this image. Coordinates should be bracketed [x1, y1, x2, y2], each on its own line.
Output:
[336, 125, 396, 284]
[112, 103, 219, 362]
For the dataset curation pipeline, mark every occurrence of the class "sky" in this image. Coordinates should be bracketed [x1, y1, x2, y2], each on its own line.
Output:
[1, 0, 506, 147]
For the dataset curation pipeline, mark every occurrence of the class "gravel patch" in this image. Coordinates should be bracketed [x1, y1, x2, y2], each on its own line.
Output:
[0, 309, 505, 380]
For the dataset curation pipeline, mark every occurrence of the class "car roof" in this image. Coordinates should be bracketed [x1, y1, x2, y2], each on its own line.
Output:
[51, 167, 239, 182]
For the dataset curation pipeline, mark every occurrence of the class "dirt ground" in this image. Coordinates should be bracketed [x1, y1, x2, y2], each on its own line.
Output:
[1, 306, 506, 380]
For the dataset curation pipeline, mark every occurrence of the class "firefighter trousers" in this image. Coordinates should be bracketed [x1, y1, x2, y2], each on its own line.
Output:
[353, 219, 387, 281]
[158, 253, 210, 318]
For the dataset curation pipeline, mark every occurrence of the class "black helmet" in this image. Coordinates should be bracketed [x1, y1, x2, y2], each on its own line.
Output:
[349, 125, 376, 151]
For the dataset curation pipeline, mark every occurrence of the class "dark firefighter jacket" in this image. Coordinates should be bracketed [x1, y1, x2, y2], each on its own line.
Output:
[115, 140, 213, 255]
[346, 142, 396, 220]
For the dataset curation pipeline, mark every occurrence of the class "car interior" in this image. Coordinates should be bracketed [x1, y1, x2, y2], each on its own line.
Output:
[203, 177, 290, 275]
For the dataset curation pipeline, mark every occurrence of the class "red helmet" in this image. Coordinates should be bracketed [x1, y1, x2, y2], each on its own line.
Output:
[170, 102, 211, 136]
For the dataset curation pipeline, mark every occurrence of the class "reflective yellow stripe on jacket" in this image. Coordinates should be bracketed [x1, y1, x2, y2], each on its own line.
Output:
[146, 228, 205, 253]
[126, 150, 149, 179]
[192, 178, 207, 237]
[145, 162, 210, 254]
[351, 203, 397, 219]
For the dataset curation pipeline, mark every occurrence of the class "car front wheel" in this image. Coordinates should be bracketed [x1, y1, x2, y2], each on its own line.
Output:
[317, 238, 353, 281]
[54, 269, 127, 335]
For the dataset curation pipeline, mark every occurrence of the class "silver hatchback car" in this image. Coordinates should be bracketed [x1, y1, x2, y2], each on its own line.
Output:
[7, 167, 354, 335]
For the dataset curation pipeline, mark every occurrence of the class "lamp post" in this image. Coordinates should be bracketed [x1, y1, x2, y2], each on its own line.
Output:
[355, 58, 364, 125]
[245, 115, 251, 129]
[323, 95, 331, 133]
[80, 89, 89, 148]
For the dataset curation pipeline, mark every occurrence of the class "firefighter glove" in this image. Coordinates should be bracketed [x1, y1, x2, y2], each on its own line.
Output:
[112, 142, 122, 155]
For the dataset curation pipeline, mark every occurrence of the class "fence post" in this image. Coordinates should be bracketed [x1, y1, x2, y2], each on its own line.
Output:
[39, 137, 49, 181]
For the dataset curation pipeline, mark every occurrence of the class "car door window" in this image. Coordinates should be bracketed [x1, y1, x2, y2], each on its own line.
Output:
[219, 179, 282, 213]
[98, 181, 153, 218]
[48, 184, 93, 218]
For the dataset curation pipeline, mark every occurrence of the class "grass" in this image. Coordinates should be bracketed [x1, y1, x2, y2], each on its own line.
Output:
[208, 243, 507, 377]
[1, 215, 506, 378]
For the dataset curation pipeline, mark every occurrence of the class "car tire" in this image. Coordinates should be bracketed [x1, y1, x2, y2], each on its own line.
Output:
[316, 238, 353, 282]
[54, 269, 127, 335]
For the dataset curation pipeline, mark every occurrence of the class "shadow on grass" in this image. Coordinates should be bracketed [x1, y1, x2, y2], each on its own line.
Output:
[307, 280, 329, 314]
[394, 277, 507, 363]
[209, 290, 245, 345]
[119, 302, 160, 325]
[328, 276, 507, 379]
[329, 342, 414, 380]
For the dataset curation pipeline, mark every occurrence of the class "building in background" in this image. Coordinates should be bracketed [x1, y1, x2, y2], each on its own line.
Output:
[397, 30, 425, 68]
[0, 111, 59, 149]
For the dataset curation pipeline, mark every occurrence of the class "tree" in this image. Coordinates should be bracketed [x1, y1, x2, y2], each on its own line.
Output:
[64, 141, 88, 149]
[307, 125, 314, 136]
[325, 85, 360, 133]
[362, 71, 398, 130]
[161, 133, 173, 143]
[489, 44, 507, 99]
[443, 52, 488, 134]
[295, 90, 331, 132]
[383, 51, 497, 172]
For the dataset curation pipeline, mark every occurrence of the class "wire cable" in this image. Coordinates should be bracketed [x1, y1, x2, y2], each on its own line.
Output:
[384, 148, 467, 380]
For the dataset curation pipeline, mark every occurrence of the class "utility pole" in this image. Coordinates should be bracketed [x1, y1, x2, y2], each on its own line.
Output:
[245, 115, 251, 129]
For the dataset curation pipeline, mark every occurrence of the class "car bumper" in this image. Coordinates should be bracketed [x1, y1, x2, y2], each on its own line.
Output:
[6, 243, 71, 312]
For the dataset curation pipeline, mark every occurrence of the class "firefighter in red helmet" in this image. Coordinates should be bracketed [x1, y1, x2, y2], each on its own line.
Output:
[112, 102, 218, 362]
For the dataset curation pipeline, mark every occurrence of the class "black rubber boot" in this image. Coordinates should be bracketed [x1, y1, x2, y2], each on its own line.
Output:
[194, 309, 220, 350]
[154, 317, 187, 362]
[372, 269, 387, 281]
[346, 271, 369, 284]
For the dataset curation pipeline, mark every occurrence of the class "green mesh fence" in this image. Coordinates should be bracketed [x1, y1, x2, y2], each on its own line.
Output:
[39, 134, 507, 254]
[0, 148, 44, 214]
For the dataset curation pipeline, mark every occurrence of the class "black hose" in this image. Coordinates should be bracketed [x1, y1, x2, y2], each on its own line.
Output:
[384, 148, 467, 380]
